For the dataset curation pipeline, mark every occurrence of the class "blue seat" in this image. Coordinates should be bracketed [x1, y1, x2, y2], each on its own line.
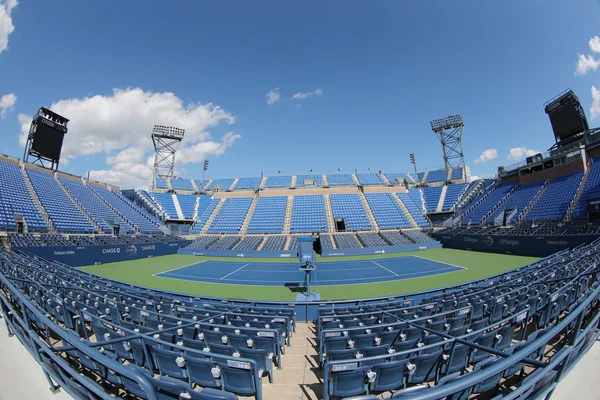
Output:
[151, 346, 188, 380]
[407, 350, 442, 384]
[472, 357, 504, 395]
[239, 348, 274, 383]
[185, 355, 221, 389]
[370, 360, 408, 392]
[218, 362, 259, 398]
[436, 371, 473, 400]
[441, 343, 470, 375]
[328, 366, 370, 398]
[390, 384, 430, 398]
[185, 388, 239, 400]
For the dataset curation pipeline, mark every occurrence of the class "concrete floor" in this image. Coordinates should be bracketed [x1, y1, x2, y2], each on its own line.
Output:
[1, 317, 598, 400]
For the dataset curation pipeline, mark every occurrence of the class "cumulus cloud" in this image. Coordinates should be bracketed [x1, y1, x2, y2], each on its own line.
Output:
[0, 0, 17, 54]
[589, 36, 600, 53]
[265, 87, 280, 105]
[507, 147, 539, 161]
[474, 149, 498, 164]
[0, 92, 16, 118]
[575, 35, 600, 76]
[291, 88, 324, 100]
[591, 86, 600, 120]
[19, 88, 239, 187]
[178, 132, 241, 164]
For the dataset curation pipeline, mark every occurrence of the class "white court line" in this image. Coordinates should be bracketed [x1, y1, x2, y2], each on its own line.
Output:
[220, 263, 249, 280]
[371, 260, 399, 276]
[411, 255, 468, 270]
[152, 260, 208, 277]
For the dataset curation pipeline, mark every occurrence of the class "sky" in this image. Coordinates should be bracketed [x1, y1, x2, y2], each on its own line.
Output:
[1, 0, 600, 188]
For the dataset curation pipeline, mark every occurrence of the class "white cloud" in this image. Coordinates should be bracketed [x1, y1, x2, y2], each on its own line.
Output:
[474, 148, 498, 164]
[0, 92, 16, 118]
[589, 36, 600, 53]
[265, 87, 280, 105]
[469, 175, 480, 182]
[291, 88, 324, 100]
[591, 86, 600, 120]
[0, 0, 17, 54]
[18, 88, 239, 188]
[507, 147, 539, 161]
[575, 53, 600, 76]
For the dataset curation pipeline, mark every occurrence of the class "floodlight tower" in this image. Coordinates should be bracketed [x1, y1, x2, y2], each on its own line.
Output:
[430, 115, 465, 172]
[151, 125, 185, 189]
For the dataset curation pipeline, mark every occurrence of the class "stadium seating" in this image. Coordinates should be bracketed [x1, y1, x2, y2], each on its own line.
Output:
[232, 235, 263, 251]
[151, 192, 178, 218]
[206, 178, 235, 191]
[247, 196, 287, 234]
[365, 193, 412, 229]
[425, 169, 448, 183]
[402, 229, 437, 243]
[194, 179, 209, 191]
[380, 230, 413, 245]
[488, 180, 545, 224]
[170, 178, 195, 191]
[263, 175, 292, 188]
[333, 233, 362, 249]
[422, 186, 443, 212]
[524, 172, 583, 221]
[189, 198, 220, 233]
[326, 173, 355, 186]
[89, 185, 162, 233]
[329, 194, 371, 231]
[155, 177, 169, 189]
[0, 159, 46, 231]
[26, 168, 95, 233]
[290, 195, 328, 233]
[442, 183, 467, 211]
[574, 157, 600, 218]
[59, 177, 132, 233]
[261, 235, 287, 251]
[408, 189, 425, 211]
[234, 177, 262, 190]
[397, 192, 429, 227]
[355, 173, 384, 185]
[177, 194, 196, 219]
[295, 174, 323, 187]
[451, 167, 464, 180]
[461, 182, 517, 224]
[207, 198, 252, 234]
[384, 172, 411, 185]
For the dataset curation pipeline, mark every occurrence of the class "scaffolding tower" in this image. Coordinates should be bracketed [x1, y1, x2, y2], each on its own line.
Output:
[430, 115, 465, 172]
[151, 125, 185, 190]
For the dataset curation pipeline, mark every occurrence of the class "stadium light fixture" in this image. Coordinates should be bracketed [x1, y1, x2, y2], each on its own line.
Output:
[430, 115, 466, 171]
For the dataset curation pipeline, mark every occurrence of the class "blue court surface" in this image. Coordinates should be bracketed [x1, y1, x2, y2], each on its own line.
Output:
[155, 256, 466, 286]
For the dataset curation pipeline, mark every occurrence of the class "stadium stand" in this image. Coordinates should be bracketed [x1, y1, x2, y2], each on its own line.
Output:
[320, 234, 335, 250]
[402, 229, 437, 243]
[461, 181, 518, 224]
[355, 173, 385, 185]
[451, 167, 464, 180]
[384, 172, 411, 185]
[206, 178, 235, 191]
[189, 198, 220, 233]
[295, 174, 323, 187]
[232, 235, 263, 250]
[408, 189, 425, 211]
[59, 177, 132, 234]
[422, 186, 443, 212]
[170, 178, 195, 191]
[397, 192, 429, 227]
[234, 176, 262, 190]
[194, 179, 209, 191]
[151, 192, 178, 218]
[177, 193, 196, 219]
[442, 183, 467, 211]
[207, 198, 252, 234]
[0, 159, 47, 231]
[155, 177, 169, 189]
[247, 196, 287, 234]
[329, 194, 371, 231]
[263, 175, 292, 188]
[525, 172, 583, 221]
[574, 157, 600, 219]
[365, 193, 412, 229]
[326, 173, 355, 186]
[26, 168, 96, 233]
[488, 180, 546, 224]
[333, 233, 362, 248]
[357, 232, 388, 247]
[424, 169, 448, 183]
[290, 195, 328, 233]
[380, 230, 413, 245]
[261, 235, 287, 251]
[89, 185, 162, 233]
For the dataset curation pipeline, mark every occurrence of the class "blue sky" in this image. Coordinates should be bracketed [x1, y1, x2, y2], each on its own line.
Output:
[1, 0, 600, 187]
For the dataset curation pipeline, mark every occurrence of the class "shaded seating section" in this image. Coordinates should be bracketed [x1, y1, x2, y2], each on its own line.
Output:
[442, 183, 467, 211]
[194, 180, 210, 191]
[263, 175, 292, 188]
[171, 178, 195, 191]
[290, 195, 328, 233]
[422, 186, 443, 212]
[384, 172, 411, 185]
[379, 230, 413, 245]
[152, 192, 178, 218]
[574, 157, 600, 218]
[206, 178, 235, 191]
[488, 180, 545, 224]
[232, 236, 264, 251]
[60, 177, 132, 233]
[295, 174, 323, 187]
[524, 172, 582, 221]
[326, 174, 355, 186]
[207, 198, 252, 234]
[189, 199, 220, 233]
[402, 229, 437, 243]
[247, 197, 287, 234]
[320, 234, 335, 250]
[89, 185, 163, 233]
[185, 235, 219, 249]
[178, 194, 197, 219]
[330, 194, 371, 231]
[461, 182, 517, 224]
[356, 173, 385, 185]
[0, 159, 47, 231]
[357, 232, 388, 247]
[364, 193, 412, 229]
[234, 177, 262, 190]
[451, 167, 464, 180]
[333, 233, 362, 249]
[425, 169, 448, 183]
[398, 192, 429, 227]
[9, 233, 181, 247]
[155, 177, 169, 189]
[26, 168, 95, 233]
[261, 235, 287, 251]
